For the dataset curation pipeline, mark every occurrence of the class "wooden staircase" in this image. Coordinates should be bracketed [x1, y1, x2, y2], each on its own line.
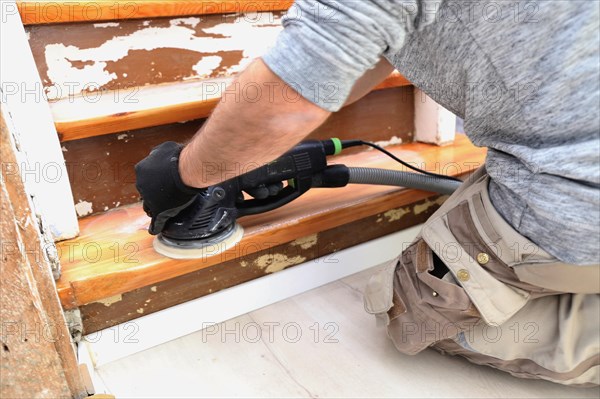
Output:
[17, 1, 486, 337]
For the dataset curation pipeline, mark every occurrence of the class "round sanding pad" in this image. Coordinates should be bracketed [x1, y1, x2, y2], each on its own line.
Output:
[153, 223, 244, 260]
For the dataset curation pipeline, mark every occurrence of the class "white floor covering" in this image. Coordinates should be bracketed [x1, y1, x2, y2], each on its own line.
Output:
[95, 266, 600, 398]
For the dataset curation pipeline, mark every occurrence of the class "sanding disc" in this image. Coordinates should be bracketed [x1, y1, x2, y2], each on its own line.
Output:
[153, 223, 244, 260]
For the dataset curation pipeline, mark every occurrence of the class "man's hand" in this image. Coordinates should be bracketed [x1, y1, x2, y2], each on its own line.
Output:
[135, 141, 200, 235]
[135, 56, 392, 234]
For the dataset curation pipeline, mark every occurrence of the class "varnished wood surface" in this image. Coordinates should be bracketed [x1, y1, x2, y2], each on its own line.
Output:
[80, 195, 441, 333]
[63, 86, 414, 216]
[18, 0, 294, 25]
[53, 74, 410, 141]
[56, 135, 486, 309]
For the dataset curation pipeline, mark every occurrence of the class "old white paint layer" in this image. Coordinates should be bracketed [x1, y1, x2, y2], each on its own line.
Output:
[0, 2, 79, 241]
[93, 22, 120, 28]
[190, 56, 223, 79]
[414, 88, 456, 145]
[44, 13, 282, 99]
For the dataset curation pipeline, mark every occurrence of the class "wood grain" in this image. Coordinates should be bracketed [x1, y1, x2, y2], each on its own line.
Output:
[56, 135, 486, 309]
[53, 73, 410, 141]
[80, 195, 442, 334]
[62, 86, 414, 216]
[1, 106, 87, 397]
[18, 1, 294, 25]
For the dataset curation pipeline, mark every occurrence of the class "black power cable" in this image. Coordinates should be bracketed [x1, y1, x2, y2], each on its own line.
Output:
[340, 139, 463, 182]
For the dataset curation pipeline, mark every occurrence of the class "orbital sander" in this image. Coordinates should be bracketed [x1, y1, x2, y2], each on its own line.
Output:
[153, 138, 462, 259]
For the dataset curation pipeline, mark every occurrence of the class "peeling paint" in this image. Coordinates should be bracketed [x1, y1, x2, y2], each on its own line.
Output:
[170, 17, 201, 28]
[43, 12, 282, 98]
[254, 253, 307, 274]
[373, 135, 403, 148]
[240, 261, 248, 267]
[75, 200, 93, 217]
[93, 22, 120, 28]
[414, 196, 449, 215]
[117, 133, 128, 140]
[291, 233, 318, 250]
[96, 294, 122, 307]
[136, 308, 144, 314]
[61, 146, 68, 152]
[150, 286, 157, 292]
[383, 207, 410, 223]
[191, 56, 223, 79]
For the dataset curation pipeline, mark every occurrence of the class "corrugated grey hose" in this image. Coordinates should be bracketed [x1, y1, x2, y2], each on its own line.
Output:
[347, 167, 461, 195]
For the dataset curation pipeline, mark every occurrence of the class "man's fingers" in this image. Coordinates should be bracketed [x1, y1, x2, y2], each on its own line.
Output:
[246, 185, 270, 199]
[268, 182, 284, 196]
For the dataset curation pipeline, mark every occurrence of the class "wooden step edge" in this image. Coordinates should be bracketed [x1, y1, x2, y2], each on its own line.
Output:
[56, 135, 486, 309]
[52, 73, 411, 142]
[18, 0, 294, 25]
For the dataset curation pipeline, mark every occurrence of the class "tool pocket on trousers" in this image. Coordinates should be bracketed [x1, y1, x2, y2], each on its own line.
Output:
[384, 239, 481, 356]
[414, 240, 473, 312]
[364, 255, 404, 326]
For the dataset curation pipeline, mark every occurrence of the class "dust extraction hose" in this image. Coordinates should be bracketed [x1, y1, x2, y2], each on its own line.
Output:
[347, 167, 461, 195]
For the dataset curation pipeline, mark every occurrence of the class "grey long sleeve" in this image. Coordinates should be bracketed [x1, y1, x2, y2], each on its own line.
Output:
[262, 0, 434, 111]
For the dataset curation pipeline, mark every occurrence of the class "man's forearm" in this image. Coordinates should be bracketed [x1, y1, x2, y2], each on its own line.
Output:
[179, 57, 394, 188]
[179, 58, 331, 188]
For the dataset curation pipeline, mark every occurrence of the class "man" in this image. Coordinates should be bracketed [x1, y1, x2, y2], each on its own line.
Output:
[136, 0, 599, 386]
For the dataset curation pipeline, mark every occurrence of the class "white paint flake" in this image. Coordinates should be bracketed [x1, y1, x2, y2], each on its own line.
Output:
[191, 56, 223, 79]
[93, 22, 120, 28]
[169, 17, 201, 28]
[373, 136, 403, 148]
[75, 200, 93, 217]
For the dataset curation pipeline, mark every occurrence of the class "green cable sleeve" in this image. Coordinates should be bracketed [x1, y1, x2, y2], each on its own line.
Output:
[331, 138, 342, 155]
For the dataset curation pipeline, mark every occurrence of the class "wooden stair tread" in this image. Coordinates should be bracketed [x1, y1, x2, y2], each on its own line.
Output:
[56, 134, 486, 309]
[18, 1, 294, 25]
[25, 12, 411, 140]
[52, 73, 410, 141]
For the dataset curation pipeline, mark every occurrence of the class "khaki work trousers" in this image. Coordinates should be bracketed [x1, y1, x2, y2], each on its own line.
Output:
[364, 167, 600, 387]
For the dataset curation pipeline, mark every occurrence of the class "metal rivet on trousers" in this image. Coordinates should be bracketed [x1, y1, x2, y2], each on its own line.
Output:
[432, 291, 439, 297]
[476, 252, 490, 265]
[457, 269, 470, 282]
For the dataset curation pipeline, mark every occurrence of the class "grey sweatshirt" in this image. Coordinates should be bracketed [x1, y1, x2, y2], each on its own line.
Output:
[263, 0, 600, 265]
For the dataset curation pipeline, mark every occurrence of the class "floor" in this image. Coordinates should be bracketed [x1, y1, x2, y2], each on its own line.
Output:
[96, 266, 600, 398]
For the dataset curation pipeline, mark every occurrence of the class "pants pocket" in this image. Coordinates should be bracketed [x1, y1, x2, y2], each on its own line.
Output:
[364, 255, 404, 327]
[385, 239, 481, 355]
